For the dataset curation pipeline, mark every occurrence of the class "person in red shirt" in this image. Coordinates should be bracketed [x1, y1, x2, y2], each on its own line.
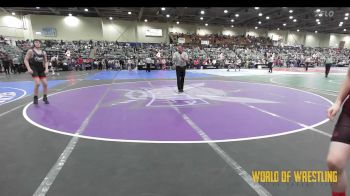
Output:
[194, 59, 199, 69]
[77, 56, 83, 71]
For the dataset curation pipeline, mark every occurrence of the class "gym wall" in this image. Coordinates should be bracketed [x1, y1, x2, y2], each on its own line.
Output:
[1, 12, 350, 48]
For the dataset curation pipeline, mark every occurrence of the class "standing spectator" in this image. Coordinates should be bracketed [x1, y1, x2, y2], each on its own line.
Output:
[145, 56, 152, 72]
[93, 59, 98, 70]
[305, 56, 311, 71]
[127, 58, 133, 71]
[77, 56, 83, 71]
[50, 55, 58, 75]
[101, 58, 106, 70]
[3, 55, 11, 75]
[268, 55, 273, 73]
[98, 59, 103, 70]
[235, 58, 242, 72]
[114, 59, 121, 71]
[194, 59, 200, 69]
[161, 58, 167, 70]
[12, 56, 20, 74]
[119, 59, 125, 69]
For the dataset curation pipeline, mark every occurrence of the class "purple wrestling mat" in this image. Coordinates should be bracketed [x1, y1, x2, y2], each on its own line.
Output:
[23, 80, 332, 143]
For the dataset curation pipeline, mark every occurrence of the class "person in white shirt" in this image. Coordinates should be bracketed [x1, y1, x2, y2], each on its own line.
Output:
[145, 56, 152, 72]
[218, 52, 225, 68]
[127, 58, 133, 71]
[114, 59, 121, 71]
[172, 45, 188, 93]
[268, 55, 274, 73]
[235, 58, 242, 72]
[50, 56, 58, 75]
[12, 56, 19, 74]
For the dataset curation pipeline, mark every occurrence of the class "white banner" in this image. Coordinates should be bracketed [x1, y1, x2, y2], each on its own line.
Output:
[42, 27, 57, 37]
[178, 38, 185, 44]
[146, 29, 163, 37]
[201, 40, 209, 45]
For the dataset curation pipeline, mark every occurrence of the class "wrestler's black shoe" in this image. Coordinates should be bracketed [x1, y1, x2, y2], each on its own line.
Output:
[33, 96, 38, 105]
[43, 95, 49, 104]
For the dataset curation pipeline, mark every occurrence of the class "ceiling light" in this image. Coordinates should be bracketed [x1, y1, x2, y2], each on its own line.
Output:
[201, 10, 205, 14]
[144, 19, 148, 22]
[277, 28, 280, 30]
[345, 17, 349, 20]
[297, 29, 300, 32]
[200, 17, 203, 20]
[346, 13, 349, 16]
[231, 19, 234, 22]
[205, 23, 208, 26]
[319, 14, 323, 17]
[258, 21, 261, 24]
[316, 19, 320, 22]
[293, 19, 297, 22]
[316, 9, 320, 12]
[289, 10, 293, 13]
[283, 23, 286, 26]
[12, 12, 15, 15]
[36, 7, 40, 9]
[176, 21, 179, 24]
[166, 14, 170, 18]
[289, 16, 293, 19]
[224, 10, 228, 13]
[315, 31, 318, 33]
[231, 25, 234, 27]
[255, 7, 259, 10]
[84, 8, 88, 12]
[266, 16, 270, 19]
[255, 26, 258, 29]
[128, 12, 132, 15]
[344, 29, 347, 32]
[109, 17, 113, 20]
[235, 14, 239, 17]
[68, 13, 72, 16]
[259, 13, 263, 16]
[161, 7, 165, 11]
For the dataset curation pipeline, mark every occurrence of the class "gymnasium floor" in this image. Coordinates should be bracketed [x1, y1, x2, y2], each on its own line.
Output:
[0, 67, 346, 196]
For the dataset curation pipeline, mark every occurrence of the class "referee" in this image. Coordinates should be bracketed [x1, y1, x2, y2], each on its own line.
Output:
[172, 45, 189, 93]
[325, 55, 333, 78]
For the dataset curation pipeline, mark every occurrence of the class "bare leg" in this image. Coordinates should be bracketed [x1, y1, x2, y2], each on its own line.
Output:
[33, 77, 41, 96]
[327, 141, 350, 192]
[40, 77, 48, 95]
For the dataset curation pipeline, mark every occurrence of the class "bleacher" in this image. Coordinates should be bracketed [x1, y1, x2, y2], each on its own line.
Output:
[0, 34, 350, 74]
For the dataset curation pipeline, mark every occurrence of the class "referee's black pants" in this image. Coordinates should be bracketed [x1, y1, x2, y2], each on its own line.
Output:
[305, 62, 309, 71]
[325, 63, 332, 77]
[268, 62, 273, 73]
[176, 66, 186, 92]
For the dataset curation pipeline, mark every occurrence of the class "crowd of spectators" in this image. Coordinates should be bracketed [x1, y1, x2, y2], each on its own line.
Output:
[0, 34, 349, 75]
